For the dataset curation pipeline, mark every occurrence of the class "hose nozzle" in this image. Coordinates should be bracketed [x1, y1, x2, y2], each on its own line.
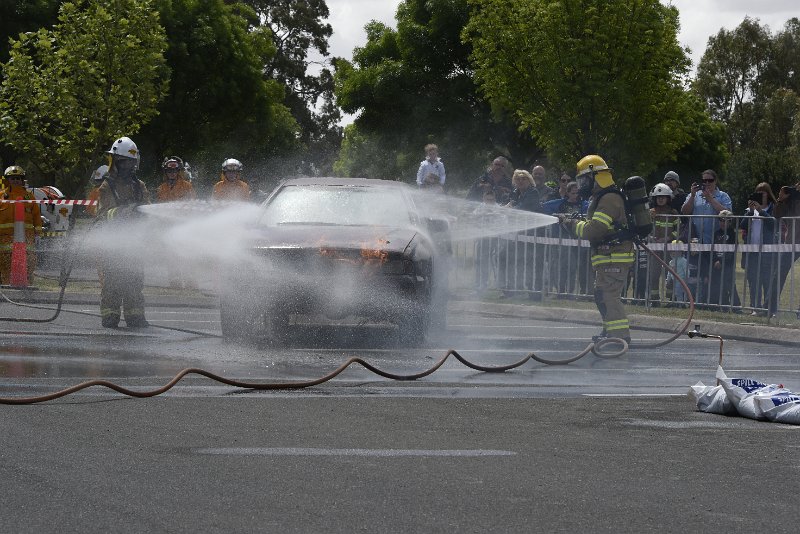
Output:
[687, 324, 705, 338]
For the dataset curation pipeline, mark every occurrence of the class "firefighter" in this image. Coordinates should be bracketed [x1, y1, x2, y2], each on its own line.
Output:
[85, 164, 108, 217]
[647, 183, 680, 304]
[561, 155, 634, 343]
[212, 158, 250, 201]
[95, 137, 151, 328]
[157, 156, 196, 202]
[157, 156, 196, 288]
[0, 165, 42, 284]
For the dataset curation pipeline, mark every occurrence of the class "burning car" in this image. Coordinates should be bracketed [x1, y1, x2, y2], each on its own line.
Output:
[219, 178, 451, 344]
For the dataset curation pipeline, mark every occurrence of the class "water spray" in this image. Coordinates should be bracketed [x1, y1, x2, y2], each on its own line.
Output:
[0, 193, 697, 404]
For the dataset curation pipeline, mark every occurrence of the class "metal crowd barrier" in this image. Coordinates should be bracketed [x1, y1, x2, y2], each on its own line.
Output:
[452, 214, 800, 321]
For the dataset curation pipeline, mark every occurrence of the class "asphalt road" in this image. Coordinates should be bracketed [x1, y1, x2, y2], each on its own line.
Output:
[1, 300, 799, 532]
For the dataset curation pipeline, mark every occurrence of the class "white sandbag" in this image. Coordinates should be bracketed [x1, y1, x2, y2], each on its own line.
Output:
[689, 381, 736, 415]
[717, 366, 792, 421]
[755, 393, 800, 425]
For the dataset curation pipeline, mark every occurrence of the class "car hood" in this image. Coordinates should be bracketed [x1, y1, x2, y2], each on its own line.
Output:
[248, 224, 419, 255]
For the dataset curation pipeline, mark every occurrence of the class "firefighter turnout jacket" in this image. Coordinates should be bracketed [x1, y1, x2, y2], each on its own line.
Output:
[573, 187, 634, 267]
[0, 185, 42, 283]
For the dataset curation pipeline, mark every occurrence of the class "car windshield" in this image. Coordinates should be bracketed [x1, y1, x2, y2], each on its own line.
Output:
[259, 185, 414, 227]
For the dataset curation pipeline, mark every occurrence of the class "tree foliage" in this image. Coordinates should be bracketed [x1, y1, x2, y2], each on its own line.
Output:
[0, 0, 60, 63]
[0, 0, 168, 195]
[137, 0, 298, 189]
[334, 0, 541, 186]
[464, 0, 693, 175]
[694, 17, 800, 209]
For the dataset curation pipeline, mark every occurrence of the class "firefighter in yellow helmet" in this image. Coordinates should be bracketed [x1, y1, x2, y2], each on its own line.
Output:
[0, 165, 42, 284]
[95, 137, 151, 328]
[561, 155, 634, 343]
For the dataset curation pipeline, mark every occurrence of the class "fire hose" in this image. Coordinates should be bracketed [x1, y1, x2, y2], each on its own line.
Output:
[0, 234, 694, 405]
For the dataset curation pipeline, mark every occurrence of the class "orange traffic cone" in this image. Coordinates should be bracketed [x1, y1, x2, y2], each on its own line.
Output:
[10, 197, 29, 287]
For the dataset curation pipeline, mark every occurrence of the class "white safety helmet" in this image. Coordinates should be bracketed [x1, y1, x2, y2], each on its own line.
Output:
[650, 183, 674, 199]
[221, 158, 243, 172]
[107, 136, 139, 160]
[91, 164, 109, 184]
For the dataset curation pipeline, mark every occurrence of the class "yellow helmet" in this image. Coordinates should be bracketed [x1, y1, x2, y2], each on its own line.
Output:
[576, 155, 614, 188]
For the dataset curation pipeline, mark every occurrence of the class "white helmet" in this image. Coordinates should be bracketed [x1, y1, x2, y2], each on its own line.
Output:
[650, 183, 674, 199]
[107, 136, 139, 160]
[221, 158, 243, 172]
[91, 164, 109, 183]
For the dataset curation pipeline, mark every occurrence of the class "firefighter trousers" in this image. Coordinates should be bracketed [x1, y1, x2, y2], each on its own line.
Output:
[99, 259, 146, 326]
[594, 261, 632, 339]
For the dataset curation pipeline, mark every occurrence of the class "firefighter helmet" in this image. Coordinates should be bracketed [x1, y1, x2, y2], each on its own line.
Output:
[221, 158, 243, 172]
[4, 165, 26, 178]
[162, 156, 183, 172]
[650, 183, 674, 199]
[576, 155, 614, 188]
[91, 164, 109, 184]
[107, 137, 139, 160]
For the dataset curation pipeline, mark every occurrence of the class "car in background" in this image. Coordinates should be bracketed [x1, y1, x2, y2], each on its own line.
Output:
[219, 177, 451, 344]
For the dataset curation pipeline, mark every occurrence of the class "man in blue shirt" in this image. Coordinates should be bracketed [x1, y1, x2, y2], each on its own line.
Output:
[681, 169, 732, 303]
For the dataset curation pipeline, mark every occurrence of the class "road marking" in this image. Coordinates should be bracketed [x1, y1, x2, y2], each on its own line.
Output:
[194, 447, 516, 457]
[583, 393, 686, 397]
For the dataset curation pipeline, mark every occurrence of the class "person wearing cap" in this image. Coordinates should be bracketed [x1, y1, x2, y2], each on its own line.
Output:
[739, 188, 777, 316]
[708, 209, 742, 309]
[663, 171, 686, 212]
[0, 165, 42, 284]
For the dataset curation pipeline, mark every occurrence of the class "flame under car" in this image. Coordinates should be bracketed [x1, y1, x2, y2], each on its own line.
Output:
[219, 178, 451, 344]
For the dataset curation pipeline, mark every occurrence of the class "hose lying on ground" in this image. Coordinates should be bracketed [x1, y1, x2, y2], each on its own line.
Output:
[0, 238, 695, 404]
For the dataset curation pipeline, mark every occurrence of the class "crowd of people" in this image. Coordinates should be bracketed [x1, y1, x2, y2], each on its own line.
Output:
[415, 143, 800, 320]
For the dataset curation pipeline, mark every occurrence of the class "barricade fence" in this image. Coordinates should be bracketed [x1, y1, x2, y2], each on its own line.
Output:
[452, 214, 800, 319]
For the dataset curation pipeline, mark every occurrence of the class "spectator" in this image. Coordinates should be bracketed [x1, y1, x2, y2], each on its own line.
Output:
[542, 181, 590, 295]
[708, 210, 742, 310]
[663, 171, 687, 212]
[500, 169, 541, 299]
[466, 156, 513, 205]
[647, 183, 680, 305]
[212, 158, 250, 201]
[531, 165, 558, 203]
[415, 143, 446, 188]
[740, 190, 776, 316]
[681, 169, 732, 302]
[773, 184, 800, 317]
[556, 173, 571, 199]
[421, 172, 445, 194]
[666, 240, 688, 306]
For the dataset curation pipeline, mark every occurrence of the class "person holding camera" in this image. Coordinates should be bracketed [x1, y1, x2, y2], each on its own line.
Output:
[466, 156, 513, 205]
[681, 169, 732, 303]
[739, 188, 776, 316]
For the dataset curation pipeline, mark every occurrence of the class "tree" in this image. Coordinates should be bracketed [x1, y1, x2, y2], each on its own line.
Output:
[464, 0, 693, 175]
[0, 0, 63, 167]
[239, 0, 342, 175]
[0, 0, 169, 196]
[137, 0, 298, 191]
[334, 0, 541, 187]
[694, 17, 771, 126]
[0, 0, 60, 63]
